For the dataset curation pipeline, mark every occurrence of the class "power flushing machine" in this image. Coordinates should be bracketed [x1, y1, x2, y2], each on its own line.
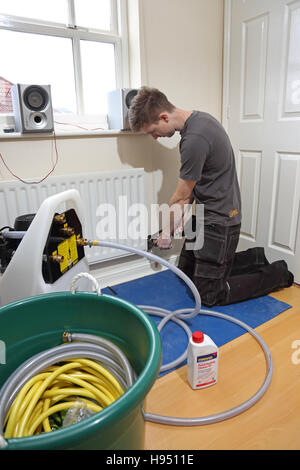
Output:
[0, 190, 91, 307]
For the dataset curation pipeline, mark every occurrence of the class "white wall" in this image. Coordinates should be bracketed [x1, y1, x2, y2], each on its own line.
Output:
[0, 0, 224, 272]
[128, 0, 224, 207]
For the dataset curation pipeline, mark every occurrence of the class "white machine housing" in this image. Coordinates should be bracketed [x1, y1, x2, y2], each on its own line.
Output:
[0, 190, 90, 307]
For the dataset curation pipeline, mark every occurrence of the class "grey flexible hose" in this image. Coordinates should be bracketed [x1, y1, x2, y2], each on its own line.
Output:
[0, 339, 134, 447]
[66, 332, 135, 387]
[138, 306, 193, 372]
[0, 238, 274, 447]
[0, 342, 127, 406]
[89, 240, 202, 320]
[144, 308, 273, 425]
[90, 239, 274, 425]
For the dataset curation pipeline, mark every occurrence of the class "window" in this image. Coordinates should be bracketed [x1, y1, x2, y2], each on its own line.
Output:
[0, 0, 129, 124]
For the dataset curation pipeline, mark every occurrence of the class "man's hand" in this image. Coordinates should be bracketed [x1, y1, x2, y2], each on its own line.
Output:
[156, 232, 173, 249]
[155, 178, 196, 250]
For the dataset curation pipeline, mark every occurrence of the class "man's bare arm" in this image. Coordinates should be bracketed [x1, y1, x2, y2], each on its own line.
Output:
[157, 178, 196, 249]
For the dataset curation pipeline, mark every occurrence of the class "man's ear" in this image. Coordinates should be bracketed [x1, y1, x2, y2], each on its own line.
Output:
[158, 112, 169, 123]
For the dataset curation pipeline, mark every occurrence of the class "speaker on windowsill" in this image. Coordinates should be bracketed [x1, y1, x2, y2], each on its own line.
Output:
[107, 88, 138, 131]
[11, 84, 54, 133]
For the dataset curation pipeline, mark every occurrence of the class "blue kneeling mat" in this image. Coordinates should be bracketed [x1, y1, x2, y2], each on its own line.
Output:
[102, 270, 291, 376]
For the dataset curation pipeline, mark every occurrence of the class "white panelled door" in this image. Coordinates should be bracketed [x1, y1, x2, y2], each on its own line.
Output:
[224, 0, 300, 283]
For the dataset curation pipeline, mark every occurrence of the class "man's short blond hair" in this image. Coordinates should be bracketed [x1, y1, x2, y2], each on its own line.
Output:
[128, 87, 175, 132]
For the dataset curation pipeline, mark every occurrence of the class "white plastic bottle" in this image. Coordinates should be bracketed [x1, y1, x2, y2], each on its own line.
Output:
[187, 331, 218, 390]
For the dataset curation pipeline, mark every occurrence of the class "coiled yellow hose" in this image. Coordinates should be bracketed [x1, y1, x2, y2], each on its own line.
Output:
[4, 358, 124, 438]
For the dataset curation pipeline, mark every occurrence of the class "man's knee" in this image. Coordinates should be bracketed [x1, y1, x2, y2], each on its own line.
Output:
[192, 275, 227, 307]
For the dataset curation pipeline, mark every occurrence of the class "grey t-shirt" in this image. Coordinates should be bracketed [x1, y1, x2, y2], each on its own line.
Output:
[180, 111, 241, 226]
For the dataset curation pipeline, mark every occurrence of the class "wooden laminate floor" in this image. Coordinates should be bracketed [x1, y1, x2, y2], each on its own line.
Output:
[144, 285, 300, 450]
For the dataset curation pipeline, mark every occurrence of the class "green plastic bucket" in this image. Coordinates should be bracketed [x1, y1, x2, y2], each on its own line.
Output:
[0, 291, 161, 450]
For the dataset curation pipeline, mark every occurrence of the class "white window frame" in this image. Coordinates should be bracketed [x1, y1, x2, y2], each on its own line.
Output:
[0, 0, 130, 133]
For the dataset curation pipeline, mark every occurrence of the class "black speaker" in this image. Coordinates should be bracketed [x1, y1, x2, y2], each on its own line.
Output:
[11, 84, 54, 133]
[107, 88, 138, 130]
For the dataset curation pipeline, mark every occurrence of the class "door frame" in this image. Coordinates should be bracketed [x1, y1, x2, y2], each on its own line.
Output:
[222, 0, 232, 134]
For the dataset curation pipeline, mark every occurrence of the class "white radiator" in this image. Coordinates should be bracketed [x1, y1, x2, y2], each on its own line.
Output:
[0, 168, 147, 264]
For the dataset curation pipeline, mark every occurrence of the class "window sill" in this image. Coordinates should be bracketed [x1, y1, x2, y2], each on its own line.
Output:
[0, 115, 145, 139]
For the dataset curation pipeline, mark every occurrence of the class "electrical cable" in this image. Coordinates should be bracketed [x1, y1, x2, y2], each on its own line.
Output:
[54, 121, 105, 132]
[0, 130, 59, 185]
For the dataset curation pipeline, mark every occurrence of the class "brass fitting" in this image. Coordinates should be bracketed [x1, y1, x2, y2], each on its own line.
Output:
[60, 226, 75, 236]
[50, 254, 64, 264]
[54, 214, 67, 224]
[76, 238, 88, 246]
[62, 331, 72, 343]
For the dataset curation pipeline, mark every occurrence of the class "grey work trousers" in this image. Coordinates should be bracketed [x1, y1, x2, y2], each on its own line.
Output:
[178, 219, 293, 306]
